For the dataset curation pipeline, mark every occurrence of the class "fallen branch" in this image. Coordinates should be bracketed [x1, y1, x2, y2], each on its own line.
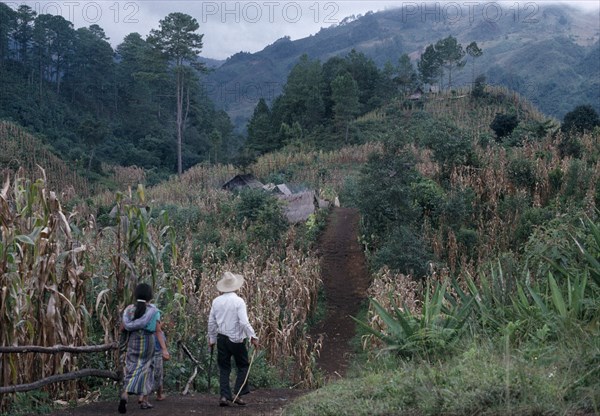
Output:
[179, 342, 205, 371]
[0, 343, 118, 354]
[182, 366, 198, 396]
[179, 342, 206, 395]
[0, 369, 120, 394]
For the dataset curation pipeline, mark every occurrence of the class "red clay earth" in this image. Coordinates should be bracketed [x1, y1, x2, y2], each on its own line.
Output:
[41, 207, 370, 416]
[309, 207, 370, 379]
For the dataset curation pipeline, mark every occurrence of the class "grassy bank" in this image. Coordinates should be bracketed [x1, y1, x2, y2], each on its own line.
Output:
[285, 335, 599, 416]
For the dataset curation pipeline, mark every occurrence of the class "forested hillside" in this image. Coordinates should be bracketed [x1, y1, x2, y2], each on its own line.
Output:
[1, 3, 597, 182]
[206, 3, 599, 130]
[0, 5, 239, 186]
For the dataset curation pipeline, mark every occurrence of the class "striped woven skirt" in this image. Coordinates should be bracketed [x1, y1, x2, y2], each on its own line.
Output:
[123, 330, 155, 395]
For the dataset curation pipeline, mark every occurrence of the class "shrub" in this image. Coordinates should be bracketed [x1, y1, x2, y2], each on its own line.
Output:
[412, 178, 445, 221]
[234, 188, 288, 247]
[236, 188, 272, 224]
[371, 225, 431, 277]
[247, 198, 288, 246]
[96, 204, 115, 227]
[159, 204, 203, 232]
[498, 194, 531, 225]
[356, 149, 420, 245]
[558, 135, 583, 158]
[513, 206, 553, 248]
[457, 227, 478, 258]
[338, 173, 360, 208]
[295, 209, 329, 251]
[478, 132, 494, 148]
[561, 104, 600, 135]
[507, 155, 537, 190]
[563, 159, 589, 201]
[441, 187, 476, 231]
[471, 74, 487, 99]
[522, 215, 581, 280]
[548, 167, 563, 195]
[490, 113, 519, 141]
[428, 133, 474, 177]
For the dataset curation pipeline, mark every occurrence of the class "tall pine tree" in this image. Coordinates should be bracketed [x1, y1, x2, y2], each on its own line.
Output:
[148, 13, 205, 175]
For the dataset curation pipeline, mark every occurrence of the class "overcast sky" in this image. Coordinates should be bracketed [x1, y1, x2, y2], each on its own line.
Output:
[5, 1, 600, 60]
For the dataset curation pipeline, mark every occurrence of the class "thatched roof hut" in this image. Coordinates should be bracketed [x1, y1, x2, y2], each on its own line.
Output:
[279, 191, 317, 224]
[222, 174, 264, 191]
[263, 183, 292, 196]
[222, 174, 331, 223]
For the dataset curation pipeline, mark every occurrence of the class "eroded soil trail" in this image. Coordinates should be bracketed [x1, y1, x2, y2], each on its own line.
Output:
[310, 207, 371, 378]
[43, 208, 369, 416]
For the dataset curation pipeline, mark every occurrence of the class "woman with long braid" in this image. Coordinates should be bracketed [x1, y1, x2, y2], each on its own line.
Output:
[118, 283, 170, 413]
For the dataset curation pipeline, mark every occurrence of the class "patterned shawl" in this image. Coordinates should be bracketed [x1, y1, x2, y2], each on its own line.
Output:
[123, 304, 159, 332]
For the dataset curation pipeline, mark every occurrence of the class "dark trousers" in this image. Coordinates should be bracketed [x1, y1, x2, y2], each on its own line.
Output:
[217, 334, 250, 400]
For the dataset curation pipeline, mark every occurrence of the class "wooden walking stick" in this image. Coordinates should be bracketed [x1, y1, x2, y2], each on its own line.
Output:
[208, 346, 214, 391]
[232, 346, 257, 404]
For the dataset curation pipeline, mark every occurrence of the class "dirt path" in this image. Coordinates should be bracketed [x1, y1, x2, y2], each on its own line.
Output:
[41, 390, 307, 416]
[310, 207, 370, 378]
[43, 207, 369, 416]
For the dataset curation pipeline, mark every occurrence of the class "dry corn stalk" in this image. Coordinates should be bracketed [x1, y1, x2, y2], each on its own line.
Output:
[0, 170, 90, 406]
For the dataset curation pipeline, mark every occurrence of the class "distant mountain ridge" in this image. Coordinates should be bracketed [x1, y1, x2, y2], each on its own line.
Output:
[202, 3, 599, 131]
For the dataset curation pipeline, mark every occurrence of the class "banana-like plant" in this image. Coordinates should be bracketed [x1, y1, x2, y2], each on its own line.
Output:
[354, 282, 473, 358]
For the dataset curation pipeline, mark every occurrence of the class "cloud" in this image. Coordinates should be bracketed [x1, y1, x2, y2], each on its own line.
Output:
[7, 1, 599, 60]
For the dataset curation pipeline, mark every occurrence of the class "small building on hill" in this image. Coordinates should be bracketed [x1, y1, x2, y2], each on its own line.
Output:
[221, 174, 264, 191]
[408, 88, 424, 100]
[279, 191, 317, 224]
[263, 183, 292, 196]
[222, 174, 330, 223]
[279, 191, 331, 223]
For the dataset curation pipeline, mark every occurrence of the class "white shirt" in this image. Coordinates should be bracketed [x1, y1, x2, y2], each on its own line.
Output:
[208, 292, 257, 344]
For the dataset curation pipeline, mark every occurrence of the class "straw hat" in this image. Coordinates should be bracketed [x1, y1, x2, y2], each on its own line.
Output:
[217, 271, 244, 293]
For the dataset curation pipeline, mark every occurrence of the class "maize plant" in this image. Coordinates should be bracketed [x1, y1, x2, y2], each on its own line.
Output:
[0, 170, 90, 407]
[93, 185, 177, 366]
[186, 227, 323, 387]
[0, 121, 91, 196]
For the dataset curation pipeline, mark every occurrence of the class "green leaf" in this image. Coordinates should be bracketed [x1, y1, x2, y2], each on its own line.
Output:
[371, 298, 407, 340]
[527, 284, 549, 315]
[574, 237, 600, 286]
[350, 315, 394, 345]
[548, 272, 567, 318]
[14, 234, 34, 246]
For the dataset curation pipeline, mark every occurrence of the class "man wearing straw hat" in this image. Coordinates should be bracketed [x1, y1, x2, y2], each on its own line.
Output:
[208, 271, 259, 407]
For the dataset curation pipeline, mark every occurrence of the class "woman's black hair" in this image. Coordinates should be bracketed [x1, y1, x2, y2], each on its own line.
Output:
[133, 283, 153, 319]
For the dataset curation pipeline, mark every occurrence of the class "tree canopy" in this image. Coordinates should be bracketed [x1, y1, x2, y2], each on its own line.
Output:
[0, 10, 237, 184]
[561, 104, 600, 135]
[418, 36, 469, 89]
[148, 12, 206, 175]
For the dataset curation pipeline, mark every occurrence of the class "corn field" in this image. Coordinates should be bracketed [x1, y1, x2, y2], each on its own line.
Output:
[422, 86, 550, 138]
[0, 121, 91, 197]
[250, 142, 383, 198]
[2, 81, 596, 410]
[189, 230, 322, 386]
[0, 171, 90, 408]
[0, 163, 325, 410]
[434, 131, 600, 275]
[359, 89, 600, 354]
